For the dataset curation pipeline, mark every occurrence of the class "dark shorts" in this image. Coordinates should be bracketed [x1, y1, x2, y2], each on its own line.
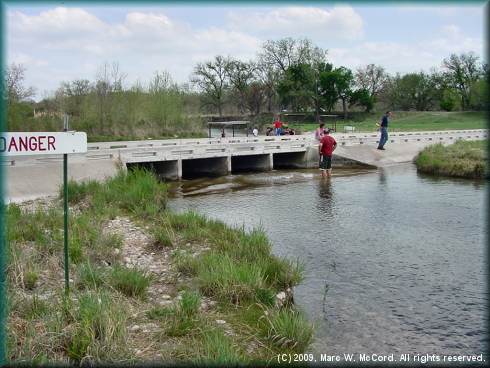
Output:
[319, 155, 332, 170]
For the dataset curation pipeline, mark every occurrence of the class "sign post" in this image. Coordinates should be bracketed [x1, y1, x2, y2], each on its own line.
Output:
[1, 128, 87, 296]
[63, 116, 69, 294]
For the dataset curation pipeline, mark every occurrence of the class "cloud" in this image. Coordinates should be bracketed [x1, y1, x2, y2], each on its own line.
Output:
[225, 5, 365, 41]
[5, 4, 484, 98]
[419, 24, 484, 55]
[328, 42, 443, 75]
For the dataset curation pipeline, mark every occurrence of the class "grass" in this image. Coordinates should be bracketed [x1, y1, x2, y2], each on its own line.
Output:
[6, 166, 315, 365]
[414, 139, 487, 179]
[286, 110, 487, 134]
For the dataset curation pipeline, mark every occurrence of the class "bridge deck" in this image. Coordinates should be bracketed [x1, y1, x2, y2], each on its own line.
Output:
[4, 129, 487, 203]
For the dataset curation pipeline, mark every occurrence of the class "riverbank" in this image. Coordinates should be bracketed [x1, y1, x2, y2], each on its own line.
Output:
[414, 140, 487, 178]
[5, 168, 315, 365]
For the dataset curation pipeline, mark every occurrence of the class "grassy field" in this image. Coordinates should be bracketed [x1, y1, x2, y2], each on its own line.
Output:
[5, 167, 315, 366]
[285, 111, 488, 134]
[414, 139, 487, 179]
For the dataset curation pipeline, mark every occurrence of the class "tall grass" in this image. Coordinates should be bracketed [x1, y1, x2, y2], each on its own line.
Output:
[6, 166, 314, 365]
[415, 139, 487, 178]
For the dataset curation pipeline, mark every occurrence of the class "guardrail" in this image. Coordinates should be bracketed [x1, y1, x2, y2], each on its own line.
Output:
[4, 129, 487, 167]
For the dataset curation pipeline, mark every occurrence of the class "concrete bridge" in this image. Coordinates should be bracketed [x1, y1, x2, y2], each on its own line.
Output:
[4, 129, 487, 203]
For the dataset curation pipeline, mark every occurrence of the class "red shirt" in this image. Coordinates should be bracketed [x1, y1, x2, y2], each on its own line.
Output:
[319, 135, 337, 156]
[274, 120, 283, 128]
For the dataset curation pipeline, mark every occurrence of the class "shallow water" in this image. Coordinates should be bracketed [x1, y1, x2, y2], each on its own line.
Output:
[166, 164, 488, 365]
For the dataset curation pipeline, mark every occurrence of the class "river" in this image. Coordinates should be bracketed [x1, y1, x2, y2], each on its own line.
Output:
[166, 164, 488, 365]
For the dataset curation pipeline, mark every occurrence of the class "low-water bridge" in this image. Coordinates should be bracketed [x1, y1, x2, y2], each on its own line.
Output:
[5, 129, 487, 203]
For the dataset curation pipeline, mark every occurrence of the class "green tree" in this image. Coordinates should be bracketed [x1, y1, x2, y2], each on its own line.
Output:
[441, 51, 483, 111]
[386, 70, 441, 111]
[190, 55, 233, 116]
[319, 65, 354, 118]
[147, 70, 184, 133]
[257, 36, 328, 115]
[277, 63, 314, 112]
[385, 73, 416, 111]
[349, 88, 374, 112]
[63, 78, 91, 117]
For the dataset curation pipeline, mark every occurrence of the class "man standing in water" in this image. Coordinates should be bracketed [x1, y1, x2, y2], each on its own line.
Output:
[377, 111, 391, 150]
[318, 128, 337, 179]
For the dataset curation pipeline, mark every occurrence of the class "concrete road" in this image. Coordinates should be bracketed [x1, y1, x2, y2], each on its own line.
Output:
[4, 129, 486, 203]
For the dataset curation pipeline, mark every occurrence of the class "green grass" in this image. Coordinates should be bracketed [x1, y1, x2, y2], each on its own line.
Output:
[415, 139, 487, 178]
[286, 110, 487, 134]
[6, 166, 314, 365]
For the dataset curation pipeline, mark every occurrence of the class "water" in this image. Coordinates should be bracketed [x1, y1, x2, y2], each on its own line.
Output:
[166, 164, 488, 364]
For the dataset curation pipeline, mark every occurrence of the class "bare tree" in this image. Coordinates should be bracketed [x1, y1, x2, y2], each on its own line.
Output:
[257, 37, 328, 72]
[226, 60, 257, 114]
[4, 62, 37, 107]
[147, 70, 182, 128]
[354, 64, 390, 111]
[93, 61, 128, 126]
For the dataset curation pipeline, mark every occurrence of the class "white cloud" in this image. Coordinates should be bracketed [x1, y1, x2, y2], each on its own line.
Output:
[328, 42, 442, 75]
[5, 4, 484, 99]
[419, 24, 484, 55]
[225, 5, 365, 41]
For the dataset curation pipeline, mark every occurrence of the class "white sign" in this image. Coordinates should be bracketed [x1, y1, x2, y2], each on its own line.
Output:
[0, 132, 87, 156]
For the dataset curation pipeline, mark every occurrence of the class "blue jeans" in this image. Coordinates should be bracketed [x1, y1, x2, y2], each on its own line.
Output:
[379, 127, 388, 147]
[276, 128, 281, 136]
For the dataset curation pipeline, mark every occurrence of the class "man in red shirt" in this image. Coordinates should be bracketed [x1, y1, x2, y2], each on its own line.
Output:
[318, 128, 337, 179]
[274, 119, 284, 136]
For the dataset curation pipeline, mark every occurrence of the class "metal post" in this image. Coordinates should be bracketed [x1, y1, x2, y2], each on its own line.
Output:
[63, 115, 69, 294]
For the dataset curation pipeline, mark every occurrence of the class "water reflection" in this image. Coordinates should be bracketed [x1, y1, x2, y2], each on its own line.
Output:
[316, 179, 335, 221]
[167, 165, 488, 362]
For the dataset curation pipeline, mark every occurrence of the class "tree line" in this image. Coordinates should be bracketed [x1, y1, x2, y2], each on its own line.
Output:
[4, 37, 489, 139]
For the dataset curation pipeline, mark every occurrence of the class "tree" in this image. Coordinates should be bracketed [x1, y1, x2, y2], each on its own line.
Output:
[349, 88, 374, 112]
[190, 55, 233, 116]
[243, 81, 267, 115]
[257, 37, 328, 116]
[319, 65, 354, 118]
[147, 70, 183, 130]
[4, 62, 38, 107]
[441, 52, 483, 111]
[257, 37, 327, 72]
[226, 60, 257, 114]
[63, 78, 91, 116]
[4, 62, 38, 130]
[93, 61, 128, 127]
[255, 61, 282, 113]
[277, 63, 315, 112]
[385, 70, 441, 111]
[354, 64, 390, 112]
[385, 73, 415, 111]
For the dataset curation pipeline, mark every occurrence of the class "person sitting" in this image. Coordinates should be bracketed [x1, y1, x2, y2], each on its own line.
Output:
[315, 123, 325, 140]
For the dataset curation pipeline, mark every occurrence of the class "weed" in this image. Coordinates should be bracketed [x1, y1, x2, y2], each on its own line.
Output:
[263, 308, 316, 353]
[109, 263, 154, 298]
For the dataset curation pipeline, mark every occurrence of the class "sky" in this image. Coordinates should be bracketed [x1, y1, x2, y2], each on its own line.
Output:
[2, 0, 488, 102]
